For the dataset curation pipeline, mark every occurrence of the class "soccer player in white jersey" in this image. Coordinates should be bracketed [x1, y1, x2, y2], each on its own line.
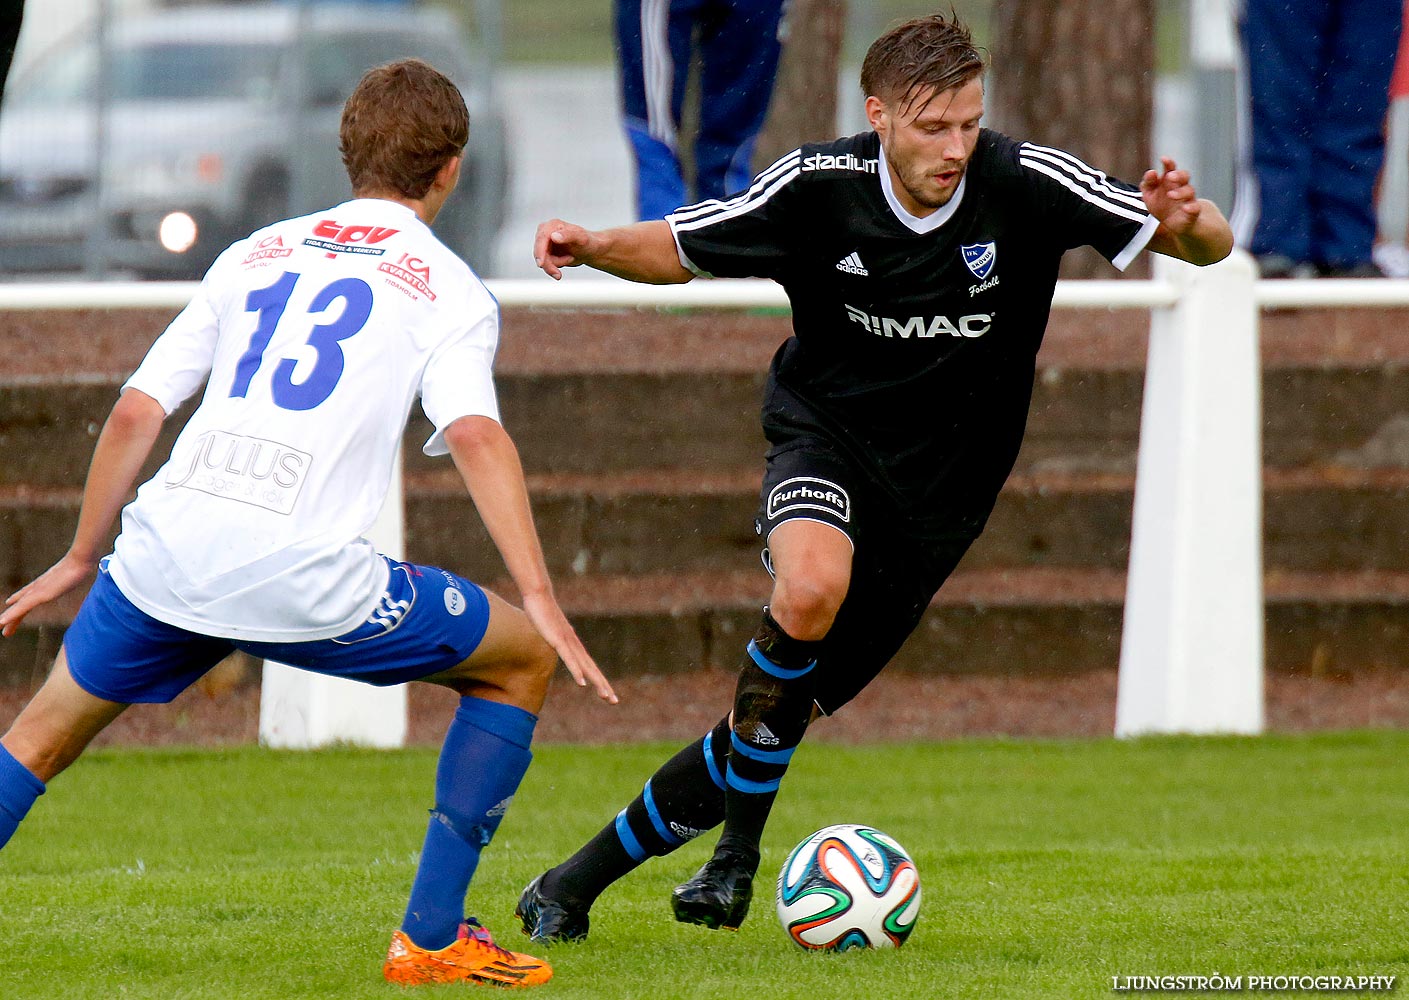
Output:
[515, 14, 1235, 942]
[0, 60, 614, 988]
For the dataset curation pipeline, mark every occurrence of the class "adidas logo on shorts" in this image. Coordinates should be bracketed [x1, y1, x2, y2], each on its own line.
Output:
[836, 252, 868, 276]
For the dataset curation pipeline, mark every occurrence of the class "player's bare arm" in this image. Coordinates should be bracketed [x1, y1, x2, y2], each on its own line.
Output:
[1141, 156, 1234, 266]
[0, 389, 166, 637]
[533, 218, 692, 284]
[445, 415, 618, 704]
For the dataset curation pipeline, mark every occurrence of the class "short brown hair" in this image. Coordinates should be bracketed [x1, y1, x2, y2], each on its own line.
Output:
[860, 13, 985, 114]
[339, 59, 469, 199]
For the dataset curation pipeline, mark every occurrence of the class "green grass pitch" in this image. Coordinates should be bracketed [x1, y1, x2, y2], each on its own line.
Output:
[4, 733, 1408, 998]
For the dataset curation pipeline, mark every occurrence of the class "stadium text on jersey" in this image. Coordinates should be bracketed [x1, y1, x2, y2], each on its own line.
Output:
[800, 152, 878, 173]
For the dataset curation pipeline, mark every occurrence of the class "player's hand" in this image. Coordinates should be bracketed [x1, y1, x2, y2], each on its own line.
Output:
[522, 590, 619, 704]
[1140, 156, 1202, 234]
[0, 553, 97, 638]
[533, 219, 597, 280]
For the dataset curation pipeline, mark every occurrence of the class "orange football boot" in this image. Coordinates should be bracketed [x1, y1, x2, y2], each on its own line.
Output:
[383, 918, 553, 987]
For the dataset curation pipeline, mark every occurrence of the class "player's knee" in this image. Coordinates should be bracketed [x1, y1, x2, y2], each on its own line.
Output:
[494, 630, 556, 704]
[520, 631, 557, 686]
[3, 725, 78, 784]
[770, 573, 847, 641]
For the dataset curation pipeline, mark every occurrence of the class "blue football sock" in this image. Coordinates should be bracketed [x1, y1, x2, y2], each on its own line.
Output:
[0, 742, 45, 850]
[401, 696, 537, 951]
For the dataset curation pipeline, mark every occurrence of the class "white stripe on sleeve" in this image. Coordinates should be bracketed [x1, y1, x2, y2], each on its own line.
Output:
[669, 150, 801, 224]
[1019, 144, 1147, 212]
[670, 163, 802, 232]
[1018, 157, 1149, 225]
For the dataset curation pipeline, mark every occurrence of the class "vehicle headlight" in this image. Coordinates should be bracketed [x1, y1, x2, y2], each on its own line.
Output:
[157, 211, 199, 253]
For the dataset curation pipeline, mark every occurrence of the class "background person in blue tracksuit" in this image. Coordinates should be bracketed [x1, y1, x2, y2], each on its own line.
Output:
[616, 0, 786, 221]
[1235, 0, 1402, 277]
[0, 2, 23, 114]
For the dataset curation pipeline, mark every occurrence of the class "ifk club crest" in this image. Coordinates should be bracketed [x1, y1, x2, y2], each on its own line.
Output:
[961, 241, 996, 279]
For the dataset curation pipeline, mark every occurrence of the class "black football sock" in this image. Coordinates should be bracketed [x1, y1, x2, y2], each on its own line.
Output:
[717, 610, 821, 866]
[542, 716, 731, 905]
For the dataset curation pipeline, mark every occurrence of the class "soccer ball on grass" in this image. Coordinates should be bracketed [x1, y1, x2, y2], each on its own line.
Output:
[775, 823, 921, 951]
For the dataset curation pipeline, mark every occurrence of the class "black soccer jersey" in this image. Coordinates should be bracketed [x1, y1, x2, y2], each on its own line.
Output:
[667, 128, 1156, 533]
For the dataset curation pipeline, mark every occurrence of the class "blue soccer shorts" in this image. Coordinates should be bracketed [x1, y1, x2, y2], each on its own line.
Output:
[63, 557, 492, 704]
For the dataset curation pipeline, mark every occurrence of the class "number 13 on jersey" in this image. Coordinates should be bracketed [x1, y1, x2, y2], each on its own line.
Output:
[229, 270, 374, 411]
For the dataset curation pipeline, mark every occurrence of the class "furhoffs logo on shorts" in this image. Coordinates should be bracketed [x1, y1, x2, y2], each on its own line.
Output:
[766, 477, 851, 523]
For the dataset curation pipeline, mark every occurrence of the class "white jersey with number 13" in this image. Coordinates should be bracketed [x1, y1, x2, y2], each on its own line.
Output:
[109, 198, 499, 642]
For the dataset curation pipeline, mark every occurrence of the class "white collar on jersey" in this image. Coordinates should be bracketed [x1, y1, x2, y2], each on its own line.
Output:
[338, 197, 421, 221]
[877, 144, 967, 234]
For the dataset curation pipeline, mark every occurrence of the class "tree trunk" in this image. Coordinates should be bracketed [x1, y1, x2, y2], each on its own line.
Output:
[989, 0, 1156, 278]
[754, 0, 848, 172]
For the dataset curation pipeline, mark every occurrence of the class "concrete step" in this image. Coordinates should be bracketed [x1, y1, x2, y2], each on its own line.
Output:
[4, 566, 1407, 686]
[7, 362, 1409, 482]
[4, 305, 1408, 687]
[7, 465, 1409, 587]
[6, 308, 1409, 486]
[346, 565, 1409, 679]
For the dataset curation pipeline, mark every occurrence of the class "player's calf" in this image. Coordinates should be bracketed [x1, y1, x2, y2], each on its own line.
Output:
[675, 611, 821, 929]
[517, 716, 734, 943]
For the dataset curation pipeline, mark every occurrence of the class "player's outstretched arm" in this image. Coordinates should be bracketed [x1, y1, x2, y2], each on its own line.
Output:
[0, 389, 166, 637]
[1141, 156, 1234, 266]
[444, 415, 618, 704]
[533, 218, 693, 284]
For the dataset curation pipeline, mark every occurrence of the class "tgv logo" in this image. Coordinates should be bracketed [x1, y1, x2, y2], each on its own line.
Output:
[311, 219, 400, 244]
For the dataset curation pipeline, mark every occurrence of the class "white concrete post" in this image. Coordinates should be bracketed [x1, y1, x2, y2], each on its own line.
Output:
[258, 448, 409, 749]
[1115, 249, 1264, 736]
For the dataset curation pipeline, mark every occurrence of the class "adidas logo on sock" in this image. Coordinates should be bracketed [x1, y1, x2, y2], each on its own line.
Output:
[752, 722, 781, 746]
[836, 252, 868, 276]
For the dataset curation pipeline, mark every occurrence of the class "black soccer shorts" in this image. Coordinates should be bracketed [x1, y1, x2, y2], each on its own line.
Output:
[754, 436, 978, 716]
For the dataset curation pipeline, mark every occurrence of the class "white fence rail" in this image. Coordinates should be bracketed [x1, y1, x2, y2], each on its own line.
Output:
[6, 253, 1409, 743]
[7, 269, 1409, 311]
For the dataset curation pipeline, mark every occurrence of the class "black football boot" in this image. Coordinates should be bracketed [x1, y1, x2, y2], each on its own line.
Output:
[515, 873, 591, 944]
[670, 847, 757, 929]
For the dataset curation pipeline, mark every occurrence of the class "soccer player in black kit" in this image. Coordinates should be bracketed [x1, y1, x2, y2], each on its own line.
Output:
[517, 12, 1235, 941]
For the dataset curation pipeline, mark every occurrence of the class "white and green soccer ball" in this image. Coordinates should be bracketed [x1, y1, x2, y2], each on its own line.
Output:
[775, 823, 922, 951]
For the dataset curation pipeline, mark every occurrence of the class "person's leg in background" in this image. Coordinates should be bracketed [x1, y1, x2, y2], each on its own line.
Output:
[1372, 4, 1409, 277]
[1239, 0, 1331, 275]
[1311, 0, 1402, 275]
[0, 2, 24, 113]
[693, 0, 786, 202]
[616, 0, 700, 219]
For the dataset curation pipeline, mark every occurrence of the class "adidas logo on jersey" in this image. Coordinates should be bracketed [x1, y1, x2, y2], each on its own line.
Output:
[836, 252, 869, 276]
